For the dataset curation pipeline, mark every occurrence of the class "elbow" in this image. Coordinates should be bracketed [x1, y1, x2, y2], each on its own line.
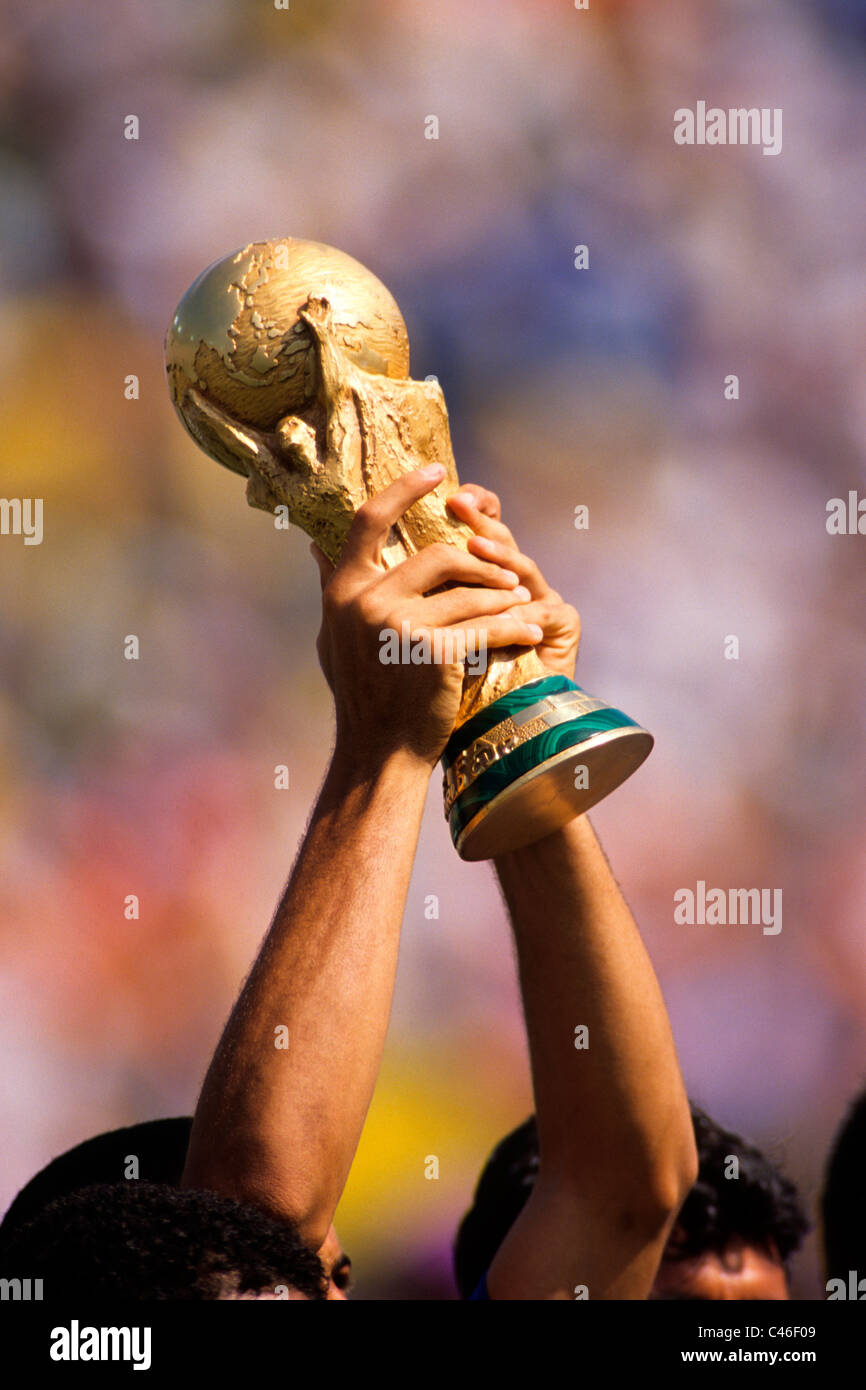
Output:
[634, 1117, 699, 1235]
[181, 1149, 333, 1254]
[544, 1118, 699, 1244]
[679, 1125, 700, 1204]
[197, 1175, 332, 1255]
[236, 1160, 338, 1253]
[291, 1209, 334, 1255]
[223, 1178, 334, 1255]
[582, 1109, 699, 1241]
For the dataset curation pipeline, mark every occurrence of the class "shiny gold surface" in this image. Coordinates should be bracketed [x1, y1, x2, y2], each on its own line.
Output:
[165, 238, 546, 727]
[443, 689, 609, 817]
[166, 239, 410, 430]
[456, 726, 654, 861]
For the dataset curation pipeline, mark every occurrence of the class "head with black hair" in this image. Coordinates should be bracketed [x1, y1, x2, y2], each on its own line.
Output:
[0, 1181, 328, 1300]
[0, 1117, 194, 1238]
[821, 1084, 866, 1288]
[455, 1102, 808, 1301]
[0, 1117, 352, 1299]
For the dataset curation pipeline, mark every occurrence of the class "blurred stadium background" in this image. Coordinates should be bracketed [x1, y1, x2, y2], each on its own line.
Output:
[0, 0, 864, 1298]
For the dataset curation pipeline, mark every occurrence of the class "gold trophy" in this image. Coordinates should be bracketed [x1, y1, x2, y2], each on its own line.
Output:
[165, 239, 652, 859]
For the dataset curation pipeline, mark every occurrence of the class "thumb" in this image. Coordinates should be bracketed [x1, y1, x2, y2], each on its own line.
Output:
[310, 541, 335, 591]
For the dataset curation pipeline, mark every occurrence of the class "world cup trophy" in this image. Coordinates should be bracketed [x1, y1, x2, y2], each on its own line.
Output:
[164, 239, 652, 859]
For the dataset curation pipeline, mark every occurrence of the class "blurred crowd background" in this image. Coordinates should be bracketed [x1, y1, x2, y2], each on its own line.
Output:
[0, 0, 864, 1298]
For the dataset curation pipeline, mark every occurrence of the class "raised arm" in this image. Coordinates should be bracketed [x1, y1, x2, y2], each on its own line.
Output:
[449, 488, 698, 1300]
[181, 467, 544, 1251]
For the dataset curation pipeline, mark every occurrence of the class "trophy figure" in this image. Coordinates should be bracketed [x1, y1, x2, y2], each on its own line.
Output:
[165, 239, 652, 859]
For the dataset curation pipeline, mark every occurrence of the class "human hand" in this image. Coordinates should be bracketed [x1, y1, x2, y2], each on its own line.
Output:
[447, 485, 581, 682]
[311, 466, 546, 771]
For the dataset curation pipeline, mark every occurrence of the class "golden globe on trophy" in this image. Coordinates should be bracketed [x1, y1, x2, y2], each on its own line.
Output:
[164, 239, 652, 860]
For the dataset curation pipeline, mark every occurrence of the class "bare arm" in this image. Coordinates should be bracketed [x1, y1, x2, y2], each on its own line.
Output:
[181, 467, 544, 1249]
[490, 816, 696, 1299]
[449, 488, 697, 1299]
[181, 749, 427, 1250]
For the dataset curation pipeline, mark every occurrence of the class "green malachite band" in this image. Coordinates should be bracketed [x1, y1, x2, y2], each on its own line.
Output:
[447, 704, 638, 845]
[442, 674, 575, 768]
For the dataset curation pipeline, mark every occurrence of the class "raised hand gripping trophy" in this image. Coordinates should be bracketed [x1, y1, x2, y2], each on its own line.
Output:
[165, 239, 652, 860]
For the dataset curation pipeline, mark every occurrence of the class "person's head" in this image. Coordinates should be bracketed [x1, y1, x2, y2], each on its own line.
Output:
[454, 1103, 808, 1301]
[0, 1118, 352, 1299]
[0, 1181, 328, 1299]
[821, 1084, 866, 1286]
[651, 1105, 807, 1300]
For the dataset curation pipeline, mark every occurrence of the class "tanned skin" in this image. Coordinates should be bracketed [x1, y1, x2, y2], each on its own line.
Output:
[183, 467, 696, 1299]
[447, 488, 697, 1300]
[181, 465, 543, 1253]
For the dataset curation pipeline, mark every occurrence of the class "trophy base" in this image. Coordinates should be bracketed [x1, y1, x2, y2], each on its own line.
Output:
[442, 675, 653, 862]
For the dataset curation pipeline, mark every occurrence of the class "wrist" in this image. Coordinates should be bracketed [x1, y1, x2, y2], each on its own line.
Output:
[328, 739, 435, 794]
[494, 813, 594, 879]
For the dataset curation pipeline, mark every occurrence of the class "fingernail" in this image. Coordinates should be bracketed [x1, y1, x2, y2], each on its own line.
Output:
[421, 463, 445, 480]
[449, 491, 474, 507]
[527, 624, 544, 641]
[511, 585, 530, 602]
[500, 569, 519, 585]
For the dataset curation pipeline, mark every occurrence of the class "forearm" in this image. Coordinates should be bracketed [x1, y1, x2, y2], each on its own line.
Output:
[181, 746, 429, 1246]
[495, 815, 695, 1220]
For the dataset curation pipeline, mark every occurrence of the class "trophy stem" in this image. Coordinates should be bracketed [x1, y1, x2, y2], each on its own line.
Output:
[441, 675, 653, 861]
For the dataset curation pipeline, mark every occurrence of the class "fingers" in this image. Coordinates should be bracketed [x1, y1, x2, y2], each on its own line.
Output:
[420, 583, 532, 627]
[446, 609, 544, 651]
[447, 487, 516, 548]
[447, 484, 502, 521]
[448, 487, 556, 605]
[507, 596, 580, 640]
[466, 534, 549, 600]
[380, 542, 521, 599]
[340, 465, 446, 571]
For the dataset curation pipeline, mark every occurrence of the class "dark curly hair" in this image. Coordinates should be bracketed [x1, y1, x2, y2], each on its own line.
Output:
[821, 1084, 866, 1283]
[664, 1103, 808, 1269]
[453, 1102, 808, 1298]
[0, 1117, 194, 1239]
[0, 1180, 327, 1300]
[453, 1116, 539, 1299]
